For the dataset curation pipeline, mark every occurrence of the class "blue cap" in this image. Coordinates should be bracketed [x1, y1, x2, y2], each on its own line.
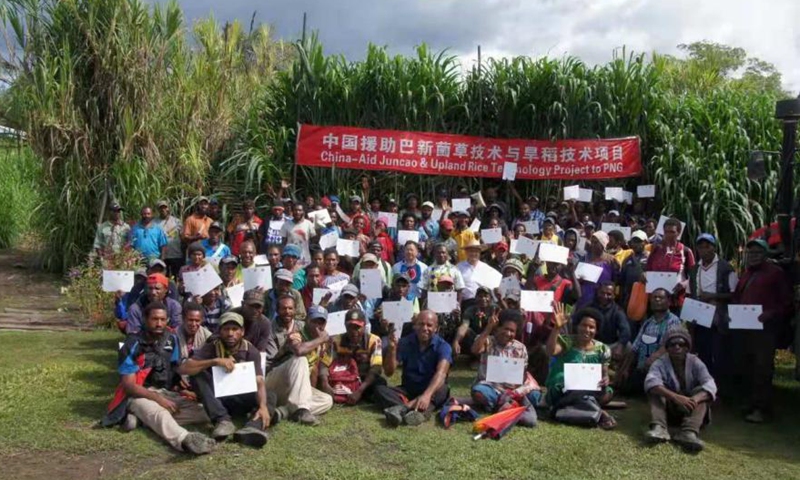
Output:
[308, 305, 328, 321]
[746, 238, 769, 251]
[329, 195, 340, 204]
[696, 233, 716, 246]
[282, 244, 301, 258]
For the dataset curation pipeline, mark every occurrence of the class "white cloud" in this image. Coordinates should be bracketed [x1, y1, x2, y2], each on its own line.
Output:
[157, 0, 800, 94]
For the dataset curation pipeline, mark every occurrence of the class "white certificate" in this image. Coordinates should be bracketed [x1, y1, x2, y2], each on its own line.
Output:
[502, 162, 518, 181]
[226, 283, 245, 308]
[206, 256, 222, 268]
[431, 208, 444, 223]
[645, 272, 679, 293]
[307, 208, 332, 228]
[637, 185, 656, 198]
[326, 310, 348, 335]
[576, 237, 587, 254]
[452, 198, 471, 212]
[728, 305, 764, 330]
[243, 266, 272, 291]
[184, 264, 223, 297]
[269, 220, 285, 233]
[680, 298, 716, 328]
[212, 362, 257, 398]
[336, 238, 360, 257]
[623, 191, 633, 205]
[521, 220, 540, 235]
[313, 288, 336, 305]
[604, 187, 624, 202]
[360, 269, 383, 299]
[480, 228, 503, 245]
[499, 276, 521, 298]
[601, 222, 621, 233]
[319, 231, 339, 250]
[655, 215, 686, 237]
[469, 218, 481, 233]
[378, 212, 398, 229]
[575, 262, 604, 283]
[427, 291, 458, 314]
[563, 185, 580, 201]
[538, 243, 569, 265]
[520, 290, 554, 313]
[397, 230, 420, 245]
[486, 356, 525, 385]
[578, 188, 594, 203]
[382, 299, 414, 333]
[473, 262, 503, 290]
[253, 254, 270, 266]
[335, 203, 351, 224]
[102, 270, 135, 292]
[511, 236, 539, 257]
[564, 363, 602, 391]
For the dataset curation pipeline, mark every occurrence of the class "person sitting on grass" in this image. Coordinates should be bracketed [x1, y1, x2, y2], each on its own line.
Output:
[288, 305, 334, 394]
[545, 304, 617, 430]
[644, 326, 716, 452]
[376, 310, 452, 427]
[179, 312, 274, 449]
[470, 309, 541, 423]
[126, 273, 182, 335]
[452, 286, 498, 361]
[114, 301, 215, 455]
[321, 309, 387, 405]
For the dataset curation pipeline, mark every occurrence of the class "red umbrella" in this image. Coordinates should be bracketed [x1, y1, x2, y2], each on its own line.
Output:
[472, 405, 527, 440]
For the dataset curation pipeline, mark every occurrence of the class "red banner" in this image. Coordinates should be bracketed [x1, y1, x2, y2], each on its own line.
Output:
[296, 124, 641, 180]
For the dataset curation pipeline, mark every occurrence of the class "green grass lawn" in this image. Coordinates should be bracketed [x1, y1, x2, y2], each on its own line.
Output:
[2, 330, 800, 480]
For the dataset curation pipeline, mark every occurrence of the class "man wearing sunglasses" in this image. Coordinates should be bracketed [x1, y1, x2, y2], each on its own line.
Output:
[644, 326, 716, 452]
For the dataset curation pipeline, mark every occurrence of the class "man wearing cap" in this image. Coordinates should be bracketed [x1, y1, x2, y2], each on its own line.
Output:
[451, 210, 477, 263]
[208, 198, 223, 222]
[265, 268, 307, 322]
[686, 233, 737, 383]
[153, 200, 184, 277]
[419, 201, 440, 240]
[352, 252, 391, 289]
[182, 196, 212, 245]
[179, 311, 273, 448]
[644, 326, 716, 452]
[124, 258, 179, 312]
[420, 243, 464, 301]
[456, 239, 488, 307]
[93, 202, 131, 256]
[487, 241, 510, 272]
[289, 305, 334, 394]
[429, 218, 458, 262]
[619, 230, 650, 318]
[129, 206, 168, 261]
[230, 289, 272, 351]
[126, 274, 183, 334]
[113, 301, 214, 455]
[453, 286, 498, 358]
[280, 203, 316, 266]
[201, 221, 232, 262]
[263, 294, 333, 425]
[257, 205, 288, 253]
[281, 244, 306, 290]
[428, 274, 462, 347]
[218, 256, 242, 308]
[327, 283, 365, 314]
[378, 310, 453, 426]
[732, 239, 792, 423]
[322, 309, 387, 405]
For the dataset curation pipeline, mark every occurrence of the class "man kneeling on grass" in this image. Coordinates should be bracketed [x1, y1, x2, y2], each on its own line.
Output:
[644, 326, 716, 452]
[375, 310, 452, 426]
[114, 301, 215, 455]
[178, 312, 274, 449]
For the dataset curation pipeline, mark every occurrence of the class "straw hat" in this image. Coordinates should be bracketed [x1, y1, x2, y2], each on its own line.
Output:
[461, 239, 488, 252]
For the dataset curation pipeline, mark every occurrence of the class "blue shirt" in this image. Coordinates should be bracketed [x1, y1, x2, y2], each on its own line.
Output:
[130, 222, 168, 259]
[397, 332, 452, 397]
[201, 239, 231, 259]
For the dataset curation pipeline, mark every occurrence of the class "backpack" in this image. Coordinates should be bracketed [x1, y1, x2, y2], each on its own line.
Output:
[328, 358, 362, 404]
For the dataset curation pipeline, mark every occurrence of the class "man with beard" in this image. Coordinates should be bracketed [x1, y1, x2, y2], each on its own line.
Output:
[130, 206, 168, 261]
[281, 203, 317, 266]
[126, 274, 182, 334]
[182, 196, 213, 245]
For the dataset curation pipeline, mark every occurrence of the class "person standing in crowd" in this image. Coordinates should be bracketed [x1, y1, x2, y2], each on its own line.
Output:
[645, 218, 695, 307]
[201, 222, 231, 262]
[456, 239, 486, 308]
[280, 244, 306, 290]
[321, 248, 351, 287]
[732, 239, 793, 423]
[182, 196, 212, 245]
[281, 203, 316, 266]
[575, 231, 619, 310]
[619, 230, 649, 314]
[420, 243, 464, 302]
[229, 199, 262, 256]
[235, 240, 258, 281]
[93, 202, 130, 256]
[392, 242, 427, 301]
[154, 200, 184, 278]
[420, 201, 440, 240]
[451, 210, 477, 263]
[258, 205, 287, 253]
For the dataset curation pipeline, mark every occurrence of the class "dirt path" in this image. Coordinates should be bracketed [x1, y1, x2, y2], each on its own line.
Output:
[0, 248, 84, 331]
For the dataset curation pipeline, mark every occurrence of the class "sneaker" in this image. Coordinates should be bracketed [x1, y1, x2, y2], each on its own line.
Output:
[403, 410, 426, 426]
[744, 409, 766, 424]
[267, 392, 280, 426]
[291, 408, 320, 426]
[212, 419, 237, 440]
[121, 413, 138, 432]
[383, 405, 407, 427]
[644, 424, 671, 443]
[233, 426, 269, 449]
[674, 430, 705, 452]
[181, 432, 216, 455]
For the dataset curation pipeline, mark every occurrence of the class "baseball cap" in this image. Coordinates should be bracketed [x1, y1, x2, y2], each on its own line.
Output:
[156, 200, 169, 208]
[608, 209, 620, 216]
[503, 289, 521, 302]
[441, 219, 454, 229]
[503, 258, 525, 276]
[147, 258, 167, 270]
[696, 233, 716, 246]
[243, 289, 264, 307]
[220, 255, 239, 266]
[476, 286, 492, 296]
[453, 210, 470, 217]
[135, 268, 147, 278]
[437, 274, 454, 285]
[630, 230, 648, 242]
[197, 196, 209, 203]
[349, 195, 362, 203]
[282, 244, 301, 258]
[393, 272, 411, 284]
[746, 238, 769, 251]
[209, 221, 223, 231]
[209, 198, 219, 206]
[219, 311, 244, 328]
[109, 202, 123, 211]
[422, 201, 435, 209]
[308, 305, 328, 321]
[345, 309, 367, 327]
[341, 283, 360, 298]
[361, 253, 379, 265]
[275, 268, 294, 283]
[584, 221, 596, 229]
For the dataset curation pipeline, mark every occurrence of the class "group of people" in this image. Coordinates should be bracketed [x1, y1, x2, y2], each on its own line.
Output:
[97, 179, 794, 455]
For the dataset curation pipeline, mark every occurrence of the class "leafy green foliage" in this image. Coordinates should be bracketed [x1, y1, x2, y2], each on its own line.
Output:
[0, 146, 40, 248]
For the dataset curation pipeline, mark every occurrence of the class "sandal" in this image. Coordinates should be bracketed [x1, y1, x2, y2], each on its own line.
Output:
[598, 411, 617, 430]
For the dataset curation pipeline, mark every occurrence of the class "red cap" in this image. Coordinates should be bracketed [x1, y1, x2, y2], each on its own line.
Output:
[441, 219, 454, 229]
[320, 196, 332, 208]
[494, 241, 509, 252]
[147, 273, 169, 288]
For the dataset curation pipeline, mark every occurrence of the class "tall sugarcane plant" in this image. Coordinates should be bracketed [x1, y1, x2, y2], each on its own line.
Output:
[226, 36, 786, 258]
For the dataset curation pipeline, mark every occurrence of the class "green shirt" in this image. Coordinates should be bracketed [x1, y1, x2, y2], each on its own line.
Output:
[545, 335, 611, 406]
[93, 220, 131, 253]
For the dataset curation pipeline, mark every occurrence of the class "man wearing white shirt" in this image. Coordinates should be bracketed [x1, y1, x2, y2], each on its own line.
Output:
[280, 203, 316, 266]
[456, 239, 488, 308]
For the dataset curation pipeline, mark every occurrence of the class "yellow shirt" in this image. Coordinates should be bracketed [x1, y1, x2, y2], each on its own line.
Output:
[451, 228, 477, 263]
